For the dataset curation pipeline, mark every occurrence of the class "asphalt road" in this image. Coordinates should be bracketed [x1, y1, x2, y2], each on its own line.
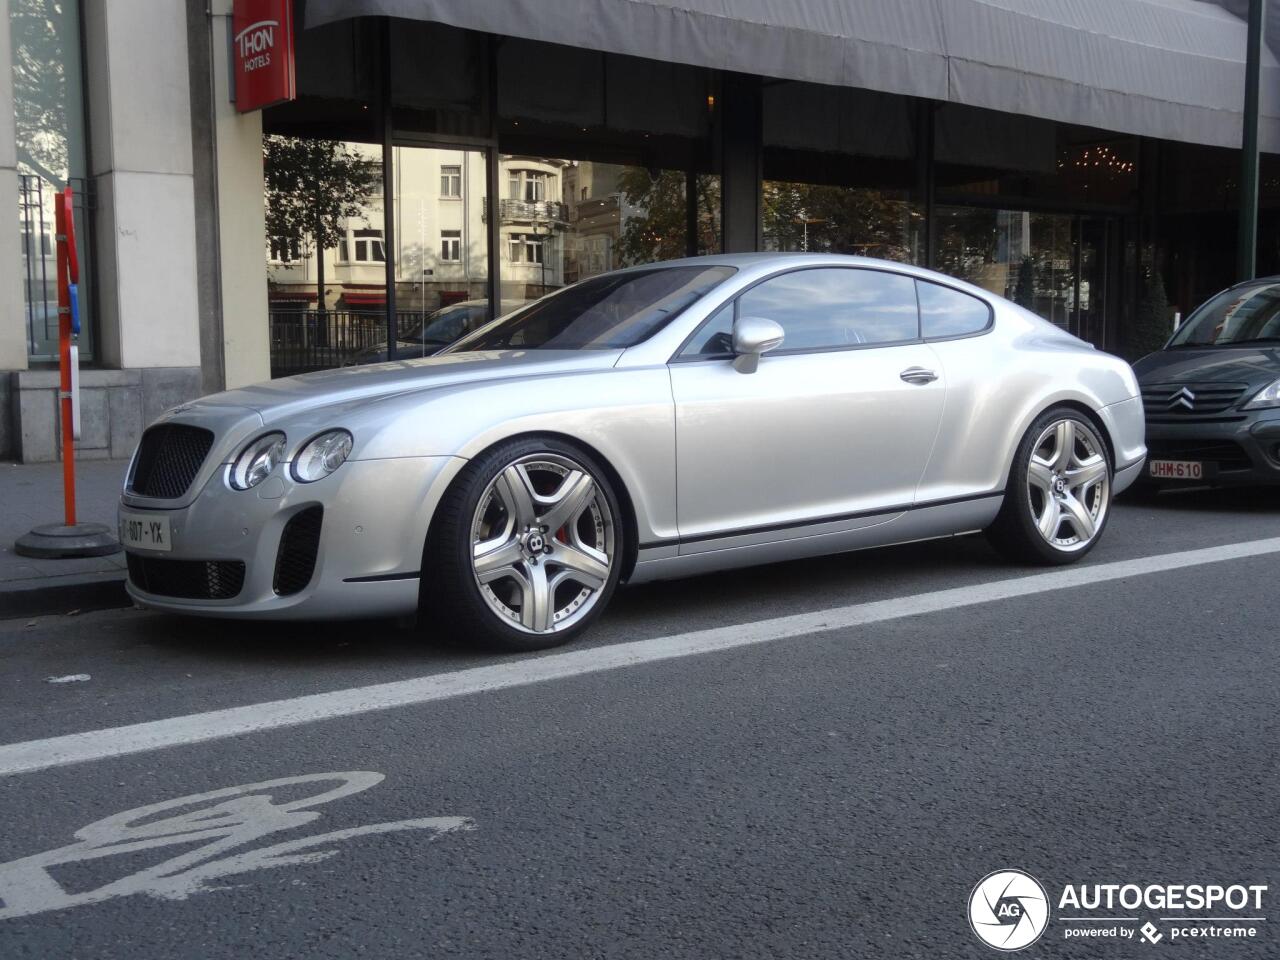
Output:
[1, 486, 1278, 959]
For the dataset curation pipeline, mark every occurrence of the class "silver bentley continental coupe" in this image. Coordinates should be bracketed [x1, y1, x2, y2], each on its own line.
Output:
[119, 254, 1146, 650]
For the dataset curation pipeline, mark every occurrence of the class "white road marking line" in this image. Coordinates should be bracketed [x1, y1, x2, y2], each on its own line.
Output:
[3, 536, 1279, 778]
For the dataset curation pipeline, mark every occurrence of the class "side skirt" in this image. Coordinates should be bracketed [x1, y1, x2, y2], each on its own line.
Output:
[626, 495, 1003, 584]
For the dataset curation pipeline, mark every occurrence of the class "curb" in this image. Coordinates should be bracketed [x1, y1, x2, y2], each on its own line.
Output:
[0, 572, 131, 620]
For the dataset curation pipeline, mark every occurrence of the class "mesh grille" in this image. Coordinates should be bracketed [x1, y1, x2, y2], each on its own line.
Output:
[127, 554, 246, 600]
[129, 424, 215, 499]
[273, 506, 324, 596]
[1141, 382, 1249, 417]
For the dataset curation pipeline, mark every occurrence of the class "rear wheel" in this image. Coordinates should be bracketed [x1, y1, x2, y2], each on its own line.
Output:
[986, 408, 1112, 564]
[423, 437, 623, 651]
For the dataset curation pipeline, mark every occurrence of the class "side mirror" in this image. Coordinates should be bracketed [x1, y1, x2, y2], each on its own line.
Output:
[731, 316, 785, 374]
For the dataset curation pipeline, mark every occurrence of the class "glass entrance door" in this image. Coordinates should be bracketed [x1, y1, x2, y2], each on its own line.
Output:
[935, 205, 1120, 349]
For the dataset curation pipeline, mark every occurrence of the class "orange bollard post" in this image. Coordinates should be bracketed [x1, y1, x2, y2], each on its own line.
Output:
[56, 188, 77, 526]
[14, 185, 120, 560]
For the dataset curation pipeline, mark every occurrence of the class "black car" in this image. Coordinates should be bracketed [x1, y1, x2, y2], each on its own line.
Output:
[344, 299, 515, 366]
[1133, 277, 1280, 488]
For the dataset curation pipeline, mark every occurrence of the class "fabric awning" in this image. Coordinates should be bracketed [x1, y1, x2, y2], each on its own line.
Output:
[306, 0, 1280, 152]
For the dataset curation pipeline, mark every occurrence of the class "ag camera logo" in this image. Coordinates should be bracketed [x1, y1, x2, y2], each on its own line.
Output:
[969, 869, 1050, 951]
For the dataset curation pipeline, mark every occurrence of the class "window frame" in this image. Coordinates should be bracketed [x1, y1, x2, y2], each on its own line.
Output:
[439, 164, 462, 198]
[440, 229, 462, 263]
[671, 264, 987, 364]
[267, 235, 301, 265]
[508, 233, 544, 265]
[351, 227, 386, 263]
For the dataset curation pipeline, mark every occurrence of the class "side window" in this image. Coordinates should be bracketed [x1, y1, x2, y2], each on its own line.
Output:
[916, 280, 992, 339]
[738, 268, 918, 351]
[680, 302, 735, 358]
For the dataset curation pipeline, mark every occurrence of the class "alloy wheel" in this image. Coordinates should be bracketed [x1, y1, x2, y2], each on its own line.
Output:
[469, 453, 615, 634]
[1025, 418, 1110, 552]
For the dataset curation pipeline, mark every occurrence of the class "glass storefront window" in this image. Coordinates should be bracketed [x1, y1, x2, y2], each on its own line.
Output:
[762, 181, 922, 262]
[761, 80, 922, 266]
[935, 207, 1075, 328]
[391, 145, 490, 358]
[263, 136, 386, 375]
[11, 0, 93, 361]
[498, 156, 700, 314]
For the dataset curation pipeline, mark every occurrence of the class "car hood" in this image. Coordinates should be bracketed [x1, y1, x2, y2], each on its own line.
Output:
[1133, 345, 1280, 387]
[189, 350, 624, 420]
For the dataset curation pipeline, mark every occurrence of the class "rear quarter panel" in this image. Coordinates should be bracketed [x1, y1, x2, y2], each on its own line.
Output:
[917, 310, 1141, 503]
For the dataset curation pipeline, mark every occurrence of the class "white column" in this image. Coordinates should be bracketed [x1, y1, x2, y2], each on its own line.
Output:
[211, 0, 270, 388]
[83, 0, 201, 371]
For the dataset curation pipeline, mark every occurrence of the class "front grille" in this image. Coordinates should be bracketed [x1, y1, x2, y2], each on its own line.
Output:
[273, 506, 323, 596]
[1146, 439, 1253, 471]
[127, 554, 246, 600]
[1141, 382, 1249, 418]
[129, 424, 215, 499]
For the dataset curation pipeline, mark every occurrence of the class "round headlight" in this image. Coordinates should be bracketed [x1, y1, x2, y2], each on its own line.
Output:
[292, 429, 353, 483]
[230, 432, 286, 490]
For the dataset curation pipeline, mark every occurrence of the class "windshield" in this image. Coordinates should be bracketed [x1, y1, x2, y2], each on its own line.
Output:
[447, 264, 737, 351]
[400, 304, 480, 345]
[1168, 280, 1280, 347]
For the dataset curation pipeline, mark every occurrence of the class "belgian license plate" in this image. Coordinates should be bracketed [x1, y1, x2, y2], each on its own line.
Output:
[1148, 459, 1204, 480]
[120, 512, 172, 552]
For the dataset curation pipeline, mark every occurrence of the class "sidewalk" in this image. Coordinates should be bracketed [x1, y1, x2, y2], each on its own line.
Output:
[0, 459, 131, 617]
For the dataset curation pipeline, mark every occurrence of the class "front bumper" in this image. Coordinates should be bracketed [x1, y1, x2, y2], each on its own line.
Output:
[121, 456, 465, 619]
[1143, 411, 1280, 487]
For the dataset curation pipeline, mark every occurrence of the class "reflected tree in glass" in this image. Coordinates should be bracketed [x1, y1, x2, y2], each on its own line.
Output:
[263, 135, 382, 314]
[762, 182, 916, 262]
[614, 169, 721, 266]
[10, 0, 70, 185]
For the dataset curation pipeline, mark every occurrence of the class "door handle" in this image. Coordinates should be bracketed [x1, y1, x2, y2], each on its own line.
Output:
[900, 366, 938, 385]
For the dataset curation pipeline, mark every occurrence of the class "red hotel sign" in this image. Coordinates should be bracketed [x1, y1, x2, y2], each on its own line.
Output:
[232, 0, 296, 113]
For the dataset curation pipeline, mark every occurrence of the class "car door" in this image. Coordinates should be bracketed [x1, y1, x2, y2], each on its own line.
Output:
[668, 266, 945, 552]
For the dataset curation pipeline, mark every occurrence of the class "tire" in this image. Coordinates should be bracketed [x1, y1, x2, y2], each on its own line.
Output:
[422, 436, 625, 651]
[986, 406, 1113, 565]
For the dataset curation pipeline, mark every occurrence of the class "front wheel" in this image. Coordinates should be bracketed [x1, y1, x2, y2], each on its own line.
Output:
[423, 437, 624, 651]
[986, 408, 1112, 565]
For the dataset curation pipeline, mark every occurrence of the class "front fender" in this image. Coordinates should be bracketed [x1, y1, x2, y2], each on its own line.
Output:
[348, 367, 679, 547]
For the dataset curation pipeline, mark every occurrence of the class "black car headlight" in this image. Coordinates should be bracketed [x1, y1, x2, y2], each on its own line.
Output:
[230, 432, 286, 490]
[292, 429, 354, 483]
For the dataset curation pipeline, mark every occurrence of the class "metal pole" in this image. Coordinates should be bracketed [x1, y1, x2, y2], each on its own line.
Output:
[381, 19, 398, 358]
[1237, 0, 1266, 281]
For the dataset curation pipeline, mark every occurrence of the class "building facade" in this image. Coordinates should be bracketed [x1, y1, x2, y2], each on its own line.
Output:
[2, 0, 1279, 460]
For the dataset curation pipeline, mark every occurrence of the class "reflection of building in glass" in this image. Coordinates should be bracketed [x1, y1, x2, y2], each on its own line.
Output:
[266, 149, 578, 317]
[499, 157, 568, 300]
[563, 162, 629, 283]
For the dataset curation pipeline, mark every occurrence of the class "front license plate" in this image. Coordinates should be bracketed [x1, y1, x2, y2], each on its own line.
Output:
[120, 512, 172, 552]
[1148, 459, 1204, 480]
